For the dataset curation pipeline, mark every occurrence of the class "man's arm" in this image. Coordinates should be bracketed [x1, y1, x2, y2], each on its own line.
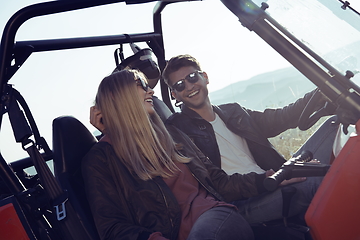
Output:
[248, 89, 331, 138]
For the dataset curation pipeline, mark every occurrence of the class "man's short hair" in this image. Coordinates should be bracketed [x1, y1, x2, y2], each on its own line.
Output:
[162, 54, 202, 86]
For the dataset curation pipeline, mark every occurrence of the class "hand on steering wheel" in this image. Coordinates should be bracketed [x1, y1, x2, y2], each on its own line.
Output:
[298, 89, 336, 131]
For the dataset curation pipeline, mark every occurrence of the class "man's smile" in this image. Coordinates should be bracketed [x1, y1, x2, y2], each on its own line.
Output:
[187, 90, 199, 98]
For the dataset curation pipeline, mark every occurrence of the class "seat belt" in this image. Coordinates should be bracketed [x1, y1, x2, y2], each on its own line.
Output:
[6, 84, 93, 240]
[23, 140, 91, 240]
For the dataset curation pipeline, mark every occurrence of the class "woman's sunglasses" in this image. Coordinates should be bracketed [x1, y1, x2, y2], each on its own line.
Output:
[136, 77, 150, 92]
[171, 70, 203, 92]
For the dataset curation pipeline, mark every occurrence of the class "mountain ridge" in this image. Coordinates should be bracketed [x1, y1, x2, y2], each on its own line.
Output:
[209, 67, 316, 111]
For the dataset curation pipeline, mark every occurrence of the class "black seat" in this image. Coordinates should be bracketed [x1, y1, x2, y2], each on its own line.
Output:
[153, 95, 173, 122]
[52, 116, 100, 240]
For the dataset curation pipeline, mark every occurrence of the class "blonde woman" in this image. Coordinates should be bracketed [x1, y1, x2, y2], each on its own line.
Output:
[82, 69, 266, 240]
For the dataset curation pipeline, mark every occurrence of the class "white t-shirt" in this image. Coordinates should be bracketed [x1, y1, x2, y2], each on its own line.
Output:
[209, 114, 265, 175]
[333, 124, 356, 157]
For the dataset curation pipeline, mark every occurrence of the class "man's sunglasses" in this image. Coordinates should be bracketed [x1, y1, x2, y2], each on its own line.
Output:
[136, 77, 150, 92]
[171, 70, 203, 92]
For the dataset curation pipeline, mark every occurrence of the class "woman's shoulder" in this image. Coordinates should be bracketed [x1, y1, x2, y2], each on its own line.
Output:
[82, 141, 115, 166]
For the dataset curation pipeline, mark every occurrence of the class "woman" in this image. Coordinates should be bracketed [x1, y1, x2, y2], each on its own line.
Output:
[82, 69, 266, 240]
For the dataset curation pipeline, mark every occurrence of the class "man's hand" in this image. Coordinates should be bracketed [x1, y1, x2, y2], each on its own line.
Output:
[280, 177, 307, 186]
[90, 106, 105, 133]
[266, 159, 321, 187]
[265, 169, 306, 186]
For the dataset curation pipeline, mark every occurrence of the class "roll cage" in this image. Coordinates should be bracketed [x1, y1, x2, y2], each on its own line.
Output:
[0, 0, 174, 190]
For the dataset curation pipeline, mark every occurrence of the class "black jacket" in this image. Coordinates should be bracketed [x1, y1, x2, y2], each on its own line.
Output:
[82, 125, 266, 240]
[166, 90, 317, 172]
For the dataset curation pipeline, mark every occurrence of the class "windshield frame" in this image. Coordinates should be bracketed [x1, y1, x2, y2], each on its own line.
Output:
[221, 0, 360, 116]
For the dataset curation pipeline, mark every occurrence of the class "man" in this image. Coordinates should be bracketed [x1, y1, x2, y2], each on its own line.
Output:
[162, 54, 339, 224]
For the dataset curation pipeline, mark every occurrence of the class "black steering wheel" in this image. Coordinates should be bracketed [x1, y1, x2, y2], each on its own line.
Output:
[298, 89, 335, 131]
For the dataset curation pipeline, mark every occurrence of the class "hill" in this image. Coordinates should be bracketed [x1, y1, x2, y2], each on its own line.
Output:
[209, 67, 316, 110]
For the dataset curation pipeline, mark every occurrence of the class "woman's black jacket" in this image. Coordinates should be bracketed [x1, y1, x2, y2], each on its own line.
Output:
[82, 125, 266, 240]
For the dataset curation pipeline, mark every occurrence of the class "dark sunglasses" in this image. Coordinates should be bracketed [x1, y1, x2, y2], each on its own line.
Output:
[135, 77, 150, 92]
[171, 70, 203, 92]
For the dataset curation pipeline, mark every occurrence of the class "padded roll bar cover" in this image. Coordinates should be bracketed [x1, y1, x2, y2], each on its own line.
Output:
[117, 48, 160, 89]
[52, 116, 99, 240]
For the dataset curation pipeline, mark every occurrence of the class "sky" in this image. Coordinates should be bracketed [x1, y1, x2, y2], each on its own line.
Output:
[0, 0, 359, 162]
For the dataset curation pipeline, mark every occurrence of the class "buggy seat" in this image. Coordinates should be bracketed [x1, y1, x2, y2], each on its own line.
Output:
[52, 116, 99, 240]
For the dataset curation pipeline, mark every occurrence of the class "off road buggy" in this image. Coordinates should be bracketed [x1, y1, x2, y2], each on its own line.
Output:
[0, 0, 359, 239]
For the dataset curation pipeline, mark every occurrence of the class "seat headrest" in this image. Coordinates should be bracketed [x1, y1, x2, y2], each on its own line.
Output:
[53, 116, 97, 176]
[153, 96, 172, 122]
[116, 48, 160, 89]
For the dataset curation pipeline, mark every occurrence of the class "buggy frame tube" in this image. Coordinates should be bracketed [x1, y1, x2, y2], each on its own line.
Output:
[153, 1, 174, 112]
[14, 33, 162, 53]
[0, 153, 26, 194]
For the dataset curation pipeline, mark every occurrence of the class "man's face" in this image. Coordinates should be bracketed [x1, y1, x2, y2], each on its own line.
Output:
[168, 66, 209, 110]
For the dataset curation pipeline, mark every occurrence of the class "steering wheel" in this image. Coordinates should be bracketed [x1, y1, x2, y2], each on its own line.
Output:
[298, 89, 335, 131]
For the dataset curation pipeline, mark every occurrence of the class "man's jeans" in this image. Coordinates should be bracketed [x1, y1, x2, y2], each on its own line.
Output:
[235, 116, 339, 224]
[188, 206, 254, 240]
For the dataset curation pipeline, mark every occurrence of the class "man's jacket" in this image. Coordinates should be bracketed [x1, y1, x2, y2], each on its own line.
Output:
[82, 125, 266, 240]
[166, 91, 317, 172]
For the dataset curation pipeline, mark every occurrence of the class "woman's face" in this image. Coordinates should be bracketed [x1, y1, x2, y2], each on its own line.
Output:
[136, 76, 155, 115]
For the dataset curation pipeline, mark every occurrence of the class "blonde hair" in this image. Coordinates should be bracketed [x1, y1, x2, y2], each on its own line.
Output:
[95, 69, 189, 180]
